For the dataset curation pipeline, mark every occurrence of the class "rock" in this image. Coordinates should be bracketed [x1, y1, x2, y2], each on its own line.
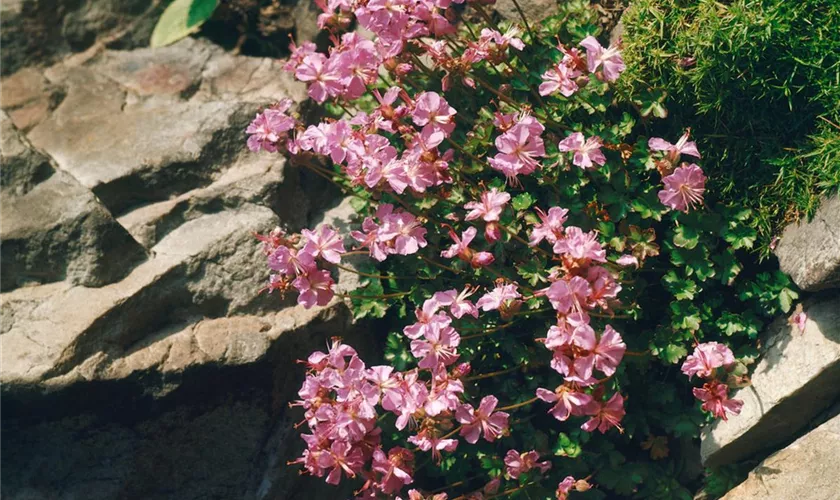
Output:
[700, 292, 840, 467]
[775, 195, 840, 291]
[0, 111, 53, 195]
[1, 114, 147, 290]
[722, 411, 840, 500]
[24, 37, 305, 215]
[495, 0, 559, 24]
[0, 205, 280, 388]
[0, 67, 64, 132]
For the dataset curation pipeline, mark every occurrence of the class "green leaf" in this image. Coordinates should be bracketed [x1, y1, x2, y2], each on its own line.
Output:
[512, 192, 535, 211]
[673, 224, 699, 249]
[779, 287, 798, 313]
[661, 344, 688, 364]
[151, 0, 219, 48]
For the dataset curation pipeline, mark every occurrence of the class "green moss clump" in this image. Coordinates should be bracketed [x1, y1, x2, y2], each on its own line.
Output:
[620, 0, 840, 254]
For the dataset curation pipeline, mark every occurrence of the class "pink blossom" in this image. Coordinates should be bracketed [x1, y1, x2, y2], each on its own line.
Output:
[433, 287, 479, 319]
[412, 92, 457, 136]
[658, 163, 706, 212]
[616, 254, 639, 267]
[543, 276, 592, 314]
[301, 225, 346, 264]
[558, 132, 607, 169]
[579, 36, 626, 82]
[791, 310, 808, 333]
[440, 226, 495, 268]
[648, 130, 701, 161]
[408, 430, 458, 463]
[681, 342, 735, 379]
[322, 440, 365, 484]
[529, 206, 569, 245]
[269, 246, 316, 276]
[404, 298, 451, 340]
[594, 325, 626, 376]
[283, 40, 317, 72]
[479, 27, 525, 51]
[693, 380, 743, 421]
[581, 392, 625, 433]
[293, 269, 335, 308]
[246, 107, 296, 153]
[295, 53, 343, 103]
[476, 283, 521, 312]
[553, 226, 607, 264]
[556, 476, 576, 500]
[488, 121, 546, 183]
[539, 62, 580, 97]
[456, 395, 510, 443]
[410, 323, 461, 369]
[504, 449, 551, 479]
[372, 447, 414, 494]
[464, 188, 510, 222]
[536, 386, 594, 421]
[586, 266, 622, 309]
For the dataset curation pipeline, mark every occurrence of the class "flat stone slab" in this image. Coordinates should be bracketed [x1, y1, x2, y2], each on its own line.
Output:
[701, 292, 840, 466]
[722, 411, 840, 500]
[775, 194, 840, 291]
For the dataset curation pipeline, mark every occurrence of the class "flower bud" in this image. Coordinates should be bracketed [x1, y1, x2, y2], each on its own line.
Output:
[485, 222, 502, 243]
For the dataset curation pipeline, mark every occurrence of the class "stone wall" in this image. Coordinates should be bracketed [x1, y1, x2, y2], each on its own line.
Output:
[0, 36, 371, 500]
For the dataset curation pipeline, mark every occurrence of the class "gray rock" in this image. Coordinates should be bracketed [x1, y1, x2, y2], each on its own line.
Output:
[722, 411, 840, 500]
[1, 117, 147, 290]
[25, 37, 305, 215]
[700, 292, 840, 467]
[495, 0, 559, 24]
[774, 194, 840, 291]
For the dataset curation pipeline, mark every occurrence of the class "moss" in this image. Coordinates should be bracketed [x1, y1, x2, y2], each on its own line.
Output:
[620, 0, 840, 255]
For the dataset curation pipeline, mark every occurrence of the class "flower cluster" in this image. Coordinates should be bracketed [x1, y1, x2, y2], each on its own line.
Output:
[681, 342, 744, 421]
[239, 0, 796, 497]
[258, 225, 343, 308]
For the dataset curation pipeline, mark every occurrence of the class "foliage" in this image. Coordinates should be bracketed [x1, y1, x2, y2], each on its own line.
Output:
[245, 1, 802, 498]
[619, 0, 840, 255]
[150, 0, 219, 48]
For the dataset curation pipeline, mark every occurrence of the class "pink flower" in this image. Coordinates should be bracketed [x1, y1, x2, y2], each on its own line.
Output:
[322, 440, 365, 484]
[556, 476, 576, 500]
[648, 130, 701, 161]
[529, 206, 569, 246]
[479, 27, 525, 51]
[579, 36, 626, 82]
[553, 226, 607, 264]
[536, 386, 594, 421]
[407, 430, 458, 463]
[301, 225, 346, 264]
[293, 269, 335, 308]
[476, 283, 521, 312]
[558, 132, 607, 169]
[539, 63, 580, 97]
[433, 287, 479, 319]
[440, 226, 495, 268]
[504, 449, 551, 479]
[616, 254, 639, 267]
[791, 309, 807, 333]
[456, 395, 510, 443]
[693, 380, 743, 421]
[488, 121, 546, 184]
[412, 92, 457, 136]
[464, 188, 510, 222]
[410, 323, 461, 369]
[543, 276, 592, 314]
[295, 53, 343, 103]
[681, 342, 735, 379]
[658, 163, 706, 212]
[581, 392, 625, 433]
[246, 107, 296, 153]
[372, 447, 415, 494]
[594, 325, 626, 376]
[269, 246, 316, 276]
[464, 188, 510, 243]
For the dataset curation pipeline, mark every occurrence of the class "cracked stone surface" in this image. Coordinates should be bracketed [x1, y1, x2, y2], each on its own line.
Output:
[1, 35, 359, 500]
[722, 410, 840, 500]
[774, 194, 840, 291]
[700, 292, 840, 467]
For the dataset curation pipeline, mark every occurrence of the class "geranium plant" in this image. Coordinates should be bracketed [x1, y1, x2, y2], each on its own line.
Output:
[246, 0, 797, 497]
